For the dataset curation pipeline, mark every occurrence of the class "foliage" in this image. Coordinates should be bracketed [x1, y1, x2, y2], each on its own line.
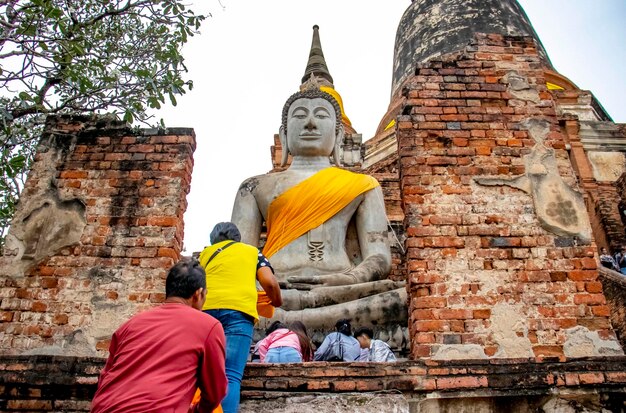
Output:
[0, 0, 206, 251]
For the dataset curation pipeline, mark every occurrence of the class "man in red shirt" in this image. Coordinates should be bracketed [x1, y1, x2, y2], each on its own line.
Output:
[91, 259, 227, 413]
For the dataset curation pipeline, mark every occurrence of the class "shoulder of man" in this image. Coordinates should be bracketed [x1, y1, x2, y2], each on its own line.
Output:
[373, 339, 390, 349]
[181, 309, 225, 340]
[157, 304, 220, 326]
[232, 241, 258, 253]
[112, 304, 166, 337]
[228, 242, 263, 262]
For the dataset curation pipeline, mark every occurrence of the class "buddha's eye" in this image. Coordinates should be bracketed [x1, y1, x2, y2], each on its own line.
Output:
[292, 108, 308, 119]
[315, 109, 331, 119]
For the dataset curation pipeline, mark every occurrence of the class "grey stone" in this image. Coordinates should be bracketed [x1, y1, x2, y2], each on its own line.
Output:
[563, 325, 623, 357]
[241, 393, 409, 413]
[392, 0, 551, 96]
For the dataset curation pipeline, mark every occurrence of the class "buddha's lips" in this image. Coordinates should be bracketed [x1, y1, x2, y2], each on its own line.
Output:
[299, 133, 321, 139]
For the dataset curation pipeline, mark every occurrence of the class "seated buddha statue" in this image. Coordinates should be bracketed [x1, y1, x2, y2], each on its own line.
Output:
[231, 88, 406, 332]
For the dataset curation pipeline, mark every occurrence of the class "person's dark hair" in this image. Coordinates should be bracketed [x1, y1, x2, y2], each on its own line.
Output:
[354, 327, 374, 340]
[289, 321, 314, 362]
[165, 258, 206, 299]
[210, 222, 241, 244]
[281, 89, 342, 136]
[265, 320, 286, 336]
[335, 318, 352, 336]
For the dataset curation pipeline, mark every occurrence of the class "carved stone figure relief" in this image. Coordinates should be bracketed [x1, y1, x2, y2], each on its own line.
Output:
[475, 117, 592, 243]
[3, 182, 87, 276]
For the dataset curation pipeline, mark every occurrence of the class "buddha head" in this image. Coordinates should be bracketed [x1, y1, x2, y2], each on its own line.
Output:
[279, 89, 344, 166]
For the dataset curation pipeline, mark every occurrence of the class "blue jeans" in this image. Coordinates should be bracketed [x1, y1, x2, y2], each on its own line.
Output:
[265, 346, 302, 363]
[205, 309, 254, 413]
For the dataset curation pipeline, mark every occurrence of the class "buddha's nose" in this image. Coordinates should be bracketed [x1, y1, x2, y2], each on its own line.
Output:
[304, 116, 316, 130]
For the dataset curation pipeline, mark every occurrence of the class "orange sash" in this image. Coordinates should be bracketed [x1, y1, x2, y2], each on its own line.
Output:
[262, 167, 379, 258]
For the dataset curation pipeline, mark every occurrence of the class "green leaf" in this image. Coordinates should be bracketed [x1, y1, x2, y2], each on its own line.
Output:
[123, 110, 134, 124]
[8, 155, 26, 170]
[17, 25, 37, 37]
[148, 97, 161, 109]
[18, 92, 33, 102]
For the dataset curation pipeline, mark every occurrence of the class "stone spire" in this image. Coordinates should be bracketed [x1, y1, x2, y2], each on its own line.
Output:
[301, 25, 334, 86]
[391, 0, 553, 97]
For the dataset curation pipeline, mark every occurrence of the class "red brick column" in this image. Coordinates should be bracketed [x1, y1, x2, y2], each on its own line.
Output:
[398, 35, 621, 360]
[0, 115, 195, 355]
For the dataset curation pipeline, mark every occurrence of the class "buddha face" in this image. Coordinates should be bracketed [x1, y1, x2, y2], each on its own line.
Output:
[285, 97, 337, 157]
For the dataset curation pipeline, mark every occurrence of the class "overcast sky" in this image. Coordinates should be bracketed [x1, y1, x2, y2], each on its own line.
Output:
[155, 0, 626, 253]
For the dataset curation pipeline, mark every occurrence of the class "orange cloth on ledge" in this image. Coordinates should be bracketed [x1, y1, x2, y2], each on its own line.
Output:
[191, 389, 222, 413]
[262, 167, 379, 259]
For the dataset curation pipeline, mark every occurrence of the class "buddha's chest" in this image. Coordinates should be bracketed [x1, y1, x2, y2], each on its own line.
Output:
[254, 173, 318, 217]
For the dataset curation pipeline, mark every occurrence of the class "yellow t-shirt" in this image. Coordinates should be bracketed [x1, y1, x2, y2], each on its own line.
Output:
[198, 240, 259, 320]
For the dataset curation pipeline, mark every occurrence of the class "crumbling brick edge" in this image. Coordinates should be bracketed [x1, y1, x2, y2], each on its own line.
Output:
[0, 355, 625, 410]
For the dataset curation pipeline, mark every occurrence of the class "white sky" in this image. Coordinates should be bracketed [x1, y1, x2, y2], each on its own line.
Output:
[155, 0, 626, 253]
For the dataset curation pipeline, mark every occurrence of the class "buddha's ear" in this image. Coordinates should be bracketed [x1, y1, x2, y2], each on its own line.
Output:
[279, 125, 289, 167]
[332, 124, 344, 166]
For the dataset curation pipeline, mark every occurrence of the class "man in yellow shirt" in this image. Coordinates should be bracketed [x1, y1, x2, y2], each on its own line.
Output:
[199, 222, 281, 413]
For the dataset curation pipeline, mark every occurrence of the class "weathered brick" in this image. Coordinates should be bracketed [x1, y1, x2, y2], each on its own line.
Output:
[436, 376, 487, 390]
[573, 293, 606, 305]
[605, 371, 626, 383]
[7, 400, 53, 410]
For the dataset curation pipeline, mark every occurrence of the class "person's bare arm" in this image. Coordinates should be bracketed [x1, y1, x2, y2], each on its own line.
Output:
[257, 266, 282, 307]
[353, 186, 392, 278]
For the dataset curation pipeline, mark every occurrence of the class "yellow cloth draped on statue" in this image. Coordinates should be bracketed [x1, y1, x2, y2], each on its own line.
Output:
[320, 86, 352, 126]
[262, 167, 379, 259]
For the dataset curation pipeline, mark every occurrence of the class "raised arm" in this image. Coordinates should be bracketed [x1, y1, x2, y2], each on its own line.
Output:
[353, 185, 392, 282]
[257, 266, 283, 307]
[231, 177, 263, 246]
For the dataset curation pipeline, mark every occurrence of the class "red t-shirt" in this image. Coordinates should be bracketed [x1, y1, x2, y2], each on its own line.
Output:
[91, 303, 227, 413]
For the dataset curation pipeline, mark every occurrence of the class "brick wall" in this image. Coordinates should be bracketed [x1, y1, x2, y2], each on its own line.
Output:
[590, 182, 625, 252]
[614, 172, 626, 247]
[600, 268, 626, 350]
[397, 34, 621, 359]
[1, 355, 625, 412]
[0, 115, 195, 356]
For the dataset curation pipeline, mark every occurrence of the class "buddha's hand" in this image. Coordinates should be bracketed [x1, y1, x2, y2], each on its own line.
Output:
[283, 256, 389, 290]
[285, 271, 358, 290]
